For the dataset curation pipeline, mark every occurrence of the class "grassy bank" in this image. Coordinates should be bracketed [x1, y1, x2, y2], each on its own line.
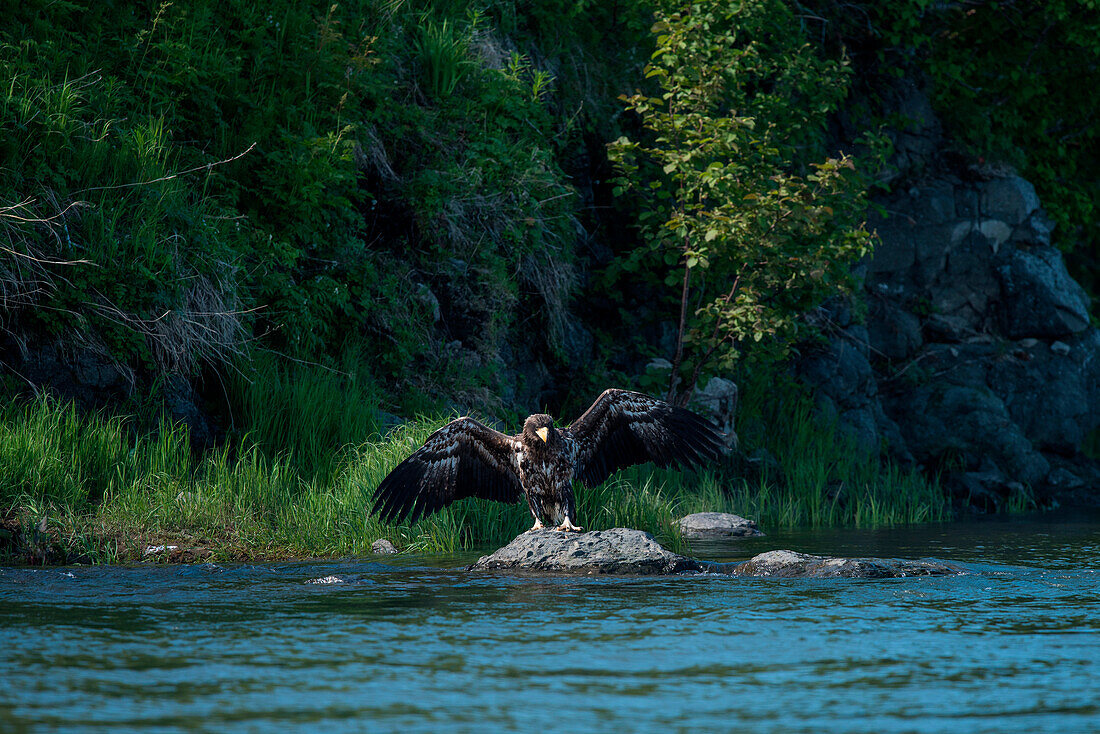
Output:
[0, 372, 950, 565]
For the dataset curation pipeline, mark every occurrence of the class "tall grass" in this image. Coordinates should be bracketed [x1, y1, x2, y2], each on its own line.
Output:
[1, 367, 952, 563]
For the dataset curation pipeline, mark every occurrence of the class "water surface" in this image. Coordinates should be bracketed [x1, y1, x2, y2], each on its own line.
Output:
[3, 510, 1099, 733]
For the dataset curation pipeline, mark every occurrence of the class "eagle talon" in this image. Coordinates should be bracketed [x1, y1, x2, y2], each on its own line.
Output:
[554, 521, 584, 533]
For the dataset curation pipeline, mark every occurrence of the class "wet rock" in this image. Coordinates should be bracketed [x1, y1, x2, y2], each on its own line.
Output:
[468, 528, 704, 575]
[678, 512, 764, 539]
[730, 550, 961, 578]
[371, 539, 398, 555]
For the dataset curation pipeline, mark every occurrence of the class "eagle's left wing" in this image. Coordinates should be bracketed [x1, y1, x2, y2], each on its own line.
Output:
[566, 389, 725, 488]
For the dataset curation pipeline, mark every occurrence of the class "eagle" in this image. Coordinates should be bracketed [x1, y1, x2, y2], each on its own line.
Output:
[371, 388, 725, 532]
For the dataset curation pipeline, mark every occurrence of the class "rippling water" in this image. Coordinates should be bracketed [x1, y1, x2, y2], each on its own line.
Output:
[3, 510, 1099, 733]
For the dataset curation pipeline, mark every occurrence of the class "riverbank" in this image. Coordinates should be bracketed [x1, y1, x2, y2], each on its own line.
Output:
[0, 392, 952, 565]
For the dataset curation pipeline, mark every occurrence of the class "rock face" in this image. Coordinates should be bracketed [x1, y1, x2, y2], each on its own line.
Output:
[467, 528, 705, 575]
[730, 550, 960, 579]
[797, 85, 1100, 508]
[678, 512, 764, 539]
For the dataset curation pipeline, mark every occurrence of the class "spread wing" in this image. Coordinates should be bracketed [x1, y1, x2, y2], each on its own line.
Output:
[371, 417, 523, 524]
[566, 389, 725, 488]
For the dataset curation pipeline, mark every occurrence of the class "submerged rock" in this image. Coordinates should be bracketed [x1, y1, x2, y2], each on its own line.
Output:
[678, 512, 764, 539]
[468, 528, 704, 575]
[371, 539, 398, 555]
[730, 550, 961, 578]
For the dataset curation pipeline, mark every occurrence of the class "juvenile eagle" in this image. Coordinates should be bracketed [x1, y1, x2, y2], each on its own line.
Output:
[371, 389, 724, 532]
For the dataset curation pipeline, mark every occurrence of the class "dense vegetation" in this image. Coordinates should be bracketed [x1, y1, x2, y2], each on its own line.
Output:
[3, 0, 1091, 561]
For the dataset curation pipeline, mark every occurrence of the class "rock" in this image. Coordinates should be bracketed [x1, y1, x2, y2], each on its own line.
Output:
[867, 301, 922, 359]
[884, 380, 1050, 487]
[986, 330, 1100, 454]
[375, 411, 406, 434]
[467, 528, 705, 575]
[689, 376, 739, 450]
[730, 550, 961, 578]
[678, 512, 764, 539]
[998, 246, 1090, 338]
[798, 325, 900, 458]
[980, 175, 1040, 226]
[797, 84, 1100, 508]
[946, 470, 1027, 513]
[924, 313, 975, 342]
[928, 230, 1002, 330]
[371, 539, 398, 554]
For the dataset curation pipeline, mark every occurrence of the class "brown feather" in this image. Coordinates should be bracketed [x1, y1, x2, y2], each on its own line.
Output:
[370, 417, 523, 524]
[566, 389, 724, 487]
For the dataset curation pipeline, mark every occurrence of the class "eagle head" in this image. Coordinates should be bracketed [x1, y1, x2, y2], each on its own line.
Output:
[523, 413, 555, 448]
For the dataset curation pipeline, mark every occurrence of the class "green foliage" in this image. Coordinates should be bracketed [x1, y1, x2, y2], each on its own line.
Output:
[230, 352, 383, 481]
[1, 386, 948, 564]
[417, 15, 477, 99]
[608, 0, 875, 401]
[0, 0, 584, 411]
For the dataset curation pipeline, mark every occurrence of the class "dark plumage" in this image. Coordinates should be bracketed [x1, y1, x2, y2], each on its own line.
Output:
[370, 388, 725, 532]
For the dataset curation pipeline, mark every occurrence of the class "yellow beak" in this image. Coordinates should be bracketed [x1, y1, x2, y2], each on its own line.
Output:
[536, 427, 549, 443]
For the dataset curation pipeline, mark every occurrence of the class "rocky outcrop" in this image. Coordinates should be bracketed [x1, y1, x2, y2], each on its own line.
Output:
[798, 83, 1099, 508]
[467, 528, 705, 575]
[678, 512, 764, 539]
[729, 550, 961, 578]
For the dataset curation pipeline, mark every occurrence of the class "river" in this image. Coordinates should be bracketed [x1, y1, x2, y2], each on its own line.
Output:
[2, 510, 1098, 733]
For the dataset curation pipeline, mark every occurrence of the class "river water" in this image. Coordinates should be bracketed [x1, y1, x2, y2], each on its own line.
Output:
[2, 510, 1099, 733]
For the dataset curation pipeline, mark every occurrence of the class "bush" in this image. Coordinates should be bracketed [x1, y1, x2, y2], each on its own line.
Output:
[608, 0, 875, 402]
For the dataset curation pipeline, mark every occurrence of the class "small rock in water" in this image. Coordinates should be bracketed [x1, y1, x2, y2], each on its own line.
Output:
[731, 550, 961, 578]
[678, 512, 764, 539]
[307, 575, 345, 585]
[468, 528, 704, 575]
[371, 538, 398, 554]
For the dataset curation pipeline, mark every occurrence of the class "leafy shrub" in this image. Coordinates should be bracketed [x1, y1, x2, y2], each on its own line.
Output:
[609, 0, 875, 402]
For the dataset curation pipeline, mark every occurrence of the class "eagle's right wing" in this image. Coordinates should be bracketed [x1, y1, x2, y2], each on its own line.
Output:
[566, 389, 724, 488]
[371, 417, 524, 524]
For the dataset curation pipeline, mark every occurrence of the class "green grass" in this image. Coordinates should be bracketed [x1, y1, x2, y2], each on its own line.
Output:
[0, 367, 952, 564]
